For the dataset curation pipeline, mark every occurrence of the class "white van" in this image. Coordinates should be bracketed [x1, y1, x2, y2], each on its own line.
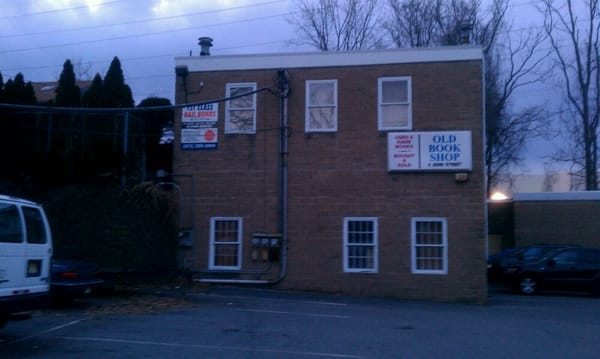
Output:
[0, 195, 52, 328]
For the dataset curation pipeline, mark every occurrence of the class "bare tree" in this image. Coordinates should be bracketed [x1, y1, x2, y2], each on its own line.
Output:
[288, 0, 385, 51]
[385, 0, 443, 47]
[541, 0, 600, 190]
[385, 0, 548, 194]
[73, 58, 93, 81]
[484, 24, 549, 194]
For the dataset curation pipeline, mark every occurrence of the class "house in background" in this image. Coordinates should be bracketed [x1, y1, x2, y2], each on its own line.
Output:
[172, 41, 487, 303]
[31, 80, 92, 105]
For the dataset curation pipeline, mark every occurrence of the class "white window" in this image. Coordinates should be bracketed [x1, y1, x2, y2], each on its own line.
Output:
[378, 77, 412, 130]
[343, 217, 378, 273]
[411, 217, 447, 274]
[225, 83, 256, 134]
[209, 217, 242, 270]
[306, 80, 338, 132]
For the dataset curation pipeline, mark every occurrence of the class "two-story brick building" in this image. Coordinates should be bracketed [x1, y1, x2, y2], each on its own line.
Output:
[173, 44, 487, 303]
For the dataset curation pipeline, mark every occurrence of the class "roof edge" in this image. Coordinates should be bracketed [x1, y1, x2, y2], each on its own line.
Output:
[513, 191, 600, 201]
[175, 45, 483, 72]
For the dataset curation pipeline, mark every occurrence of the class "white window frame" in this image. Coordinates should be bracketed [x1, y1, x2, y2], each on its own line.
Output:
[378, 76, 412, 131]
[225, 83, 257, 134]
[411, 217, 448, 274]
[343, 217, 378, 273]
[305, 79, 338, 132]
[209, 217, 243, 270]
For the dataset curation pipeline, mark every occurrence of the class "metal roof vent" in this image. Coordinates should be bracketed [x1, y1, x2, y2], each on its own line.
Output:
[198, 37, 213, 56]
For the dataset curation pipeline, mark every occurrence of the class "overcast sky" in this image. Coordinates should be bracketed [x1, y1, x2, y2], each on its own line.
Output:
[0, 0, 572, 176]
[0, 0, 298, 103]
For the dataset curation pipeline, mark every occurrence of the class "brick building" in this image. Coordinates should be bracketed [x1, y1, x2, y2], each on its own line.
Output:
[173, 44, 487, 303]
[489, 192, 600, 252]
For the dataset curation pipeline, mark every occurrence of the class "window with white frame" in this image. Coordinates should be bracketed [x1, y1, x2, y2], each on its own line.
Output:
[209, 217, 242, 270]
[225, 83, 256, 133]
[411, 217, 447, 274]
[343, 217, 378, 273]
[306, 80, 337, 132]
[378, 77, 412, 130]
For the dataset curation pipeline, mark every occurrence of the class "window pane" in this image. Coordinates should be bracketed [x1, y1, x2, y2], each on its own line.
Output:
[0, 204, 22, 243]
[214, 244, 239, 266]
[414, 219, 445, 272]
[214, 220, 239, 242]
[345, 219, 376, 271]
[230, 87, 254, 109]
[23, 207, 46, 244]
[382, 81, 407, 103]
[309, 83, 334, 106]
[381, 105, 409, 128]
[309, 108, 335, 129]
[228, 110, 254, 132]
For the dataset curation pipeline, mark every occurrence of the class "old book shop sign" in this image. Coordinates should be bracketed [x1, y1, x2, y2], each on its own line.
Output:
[181, 103, 219, 150]
[387, 131, 472, 172]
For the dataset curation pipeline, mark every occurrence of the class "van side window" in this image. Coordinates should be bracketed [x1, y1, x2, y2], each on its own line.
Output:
[22, 206, 47, 244]
[0, 203, 23, 243]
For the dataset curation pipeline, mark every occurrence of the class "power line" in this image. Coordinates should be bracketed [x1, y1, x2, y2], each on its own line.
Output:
[0, 12, 291, 55]
[0, 0, 132, 20]
[0, 0, 287, 40]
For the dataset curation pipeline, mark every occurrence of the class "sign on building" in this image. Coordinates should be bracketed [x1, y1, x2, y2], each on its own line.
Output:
[181, 103, 218, 150]
[388, 131, 472, 171]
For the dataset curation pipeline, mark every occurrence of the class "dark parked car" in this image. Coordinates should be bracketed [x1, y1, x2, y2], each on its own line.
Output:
[503, 247, 600, 295]
[50, 259, 105, 302]
[487, 244, 578, 283]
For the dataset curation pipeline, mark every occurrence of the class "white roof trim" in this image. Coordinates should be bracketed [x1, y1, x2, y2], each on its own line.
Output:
[513, 191, 600, 201]
[175, 46, 483, 72]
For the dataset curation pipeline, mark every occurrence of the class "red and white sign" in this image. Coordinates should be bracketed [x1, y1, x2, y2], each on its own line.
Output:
[388, 131, 472, 172]
[181, 103, 219, 150]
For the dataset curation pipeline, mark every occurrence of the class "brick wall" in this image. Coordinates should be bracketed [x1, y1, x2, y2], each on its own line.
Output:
[174, 58, 486, 302]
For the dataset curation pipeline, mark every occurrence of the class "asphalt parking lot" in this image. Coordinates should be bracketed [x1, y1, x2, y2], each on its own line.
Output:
[1, 285, 600, 358]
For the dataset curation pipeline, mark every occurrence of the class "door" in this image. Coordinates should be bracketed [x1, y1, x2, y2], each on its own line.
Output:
[0, 202, 26, 296]
[543, 249, 582, 291]
[21, 205, 52, 295]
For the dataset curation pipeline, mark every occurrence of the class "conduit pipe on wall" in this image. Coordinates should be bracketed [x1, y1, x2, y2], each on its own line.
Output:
[195, 69, 290, 285]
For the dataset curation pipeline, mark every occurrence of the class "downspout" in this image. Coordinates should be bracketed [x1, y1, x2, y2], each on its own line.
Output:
[196, 69, 290, 285]
[272, 69, 290, 284]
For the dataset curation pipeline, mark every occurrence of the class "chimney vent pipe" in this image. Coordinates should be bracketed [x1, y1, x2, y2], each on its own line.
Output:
[198, 37, 213, 56]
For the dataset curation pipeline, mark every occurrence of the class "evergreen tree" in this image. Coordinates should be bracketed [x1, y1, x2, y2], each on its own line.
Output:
[55, 59, 81, 107]
[82, 73, 103, 108]
[103, 57, 134, 108]
[0, 72, 4, 101]
[0, 73, 37, 181]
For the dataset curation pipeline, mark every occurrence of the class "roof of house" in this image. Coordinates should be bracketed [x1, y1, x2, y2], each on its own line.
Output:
[31, 80, 93, 104]
[175, 45, 483, 72]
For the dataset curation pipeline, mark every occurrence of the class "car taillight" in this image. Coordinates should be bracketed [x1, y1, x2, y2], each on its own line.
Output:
[60, 271, 79, 279]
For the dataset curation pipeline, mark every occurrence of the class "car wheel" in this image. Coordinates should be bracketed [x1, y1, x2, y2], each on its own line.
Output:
[519, 276, 537, 295]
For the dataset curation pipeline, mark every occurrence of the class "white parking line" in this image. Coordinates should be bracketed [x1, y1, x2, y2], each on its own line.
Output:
[7, 319, 82, 344]
[50, 336, 365, 358]
[236, 308, 351, 319]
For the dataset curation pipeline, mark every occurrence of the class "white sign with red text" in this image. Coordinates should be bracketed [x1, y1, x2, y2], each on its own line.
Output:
[387, 131, 472, 172]
[181, 103, 218, 150]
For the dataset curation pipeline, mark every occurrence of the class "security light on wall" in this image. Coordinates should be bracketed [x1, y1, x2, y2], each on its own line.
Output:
[455, 172, 469, 183]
